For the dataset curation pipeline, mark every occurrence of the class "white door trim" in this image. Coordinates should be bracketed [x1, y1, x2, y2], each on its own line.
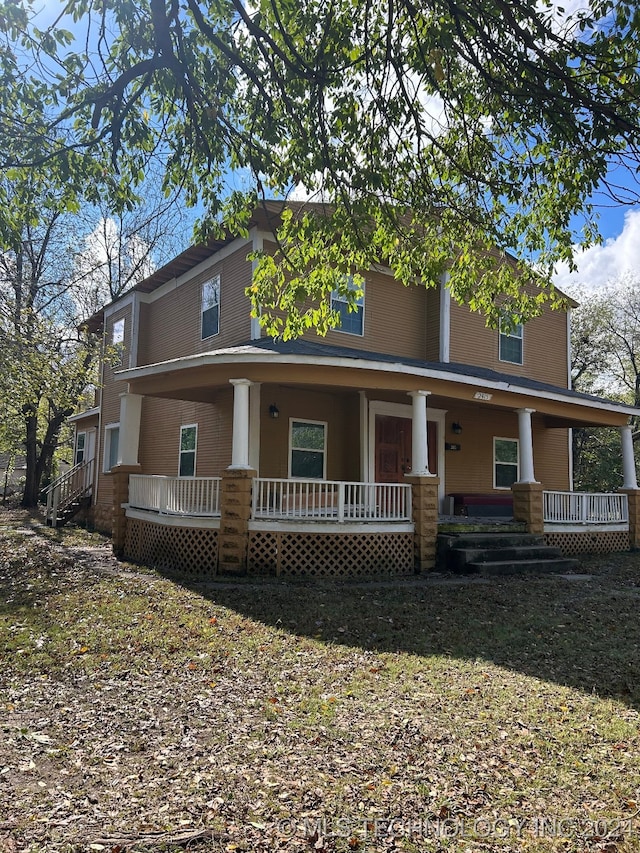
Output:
[367, 400, 446, 506]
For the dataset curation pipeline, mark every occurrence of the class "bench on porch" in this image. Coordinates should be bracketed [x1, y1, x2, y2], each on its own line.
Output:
[448, 493, 514, 518]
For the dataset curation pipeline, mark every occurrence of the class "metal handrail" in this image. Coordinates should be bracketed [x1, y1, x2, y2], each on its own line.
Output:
[44, 459, 94, 528]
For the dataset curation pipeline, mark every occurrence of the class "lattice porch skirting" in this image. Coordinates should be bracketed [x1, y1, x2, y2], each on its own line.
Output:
[124, 517, 218, 578]
[248, 529, 415, 578]
[544, 529, 629, 557]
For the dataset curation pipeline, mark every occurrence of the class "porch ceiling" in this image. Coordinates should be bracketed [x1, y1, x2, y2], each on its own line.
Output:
[115, 340, 636, 429]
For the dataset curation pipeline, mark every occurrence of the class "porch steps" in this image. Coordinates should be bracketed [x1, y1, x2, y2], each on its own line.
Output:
[438, 520, 527, 534]
[45, 495, 91, 528]
[437, 532, 578, 575]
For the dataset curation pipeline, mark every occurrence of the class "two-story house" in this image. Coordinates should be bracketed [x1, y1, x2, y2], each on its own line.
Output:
[58, 202, 640, 577]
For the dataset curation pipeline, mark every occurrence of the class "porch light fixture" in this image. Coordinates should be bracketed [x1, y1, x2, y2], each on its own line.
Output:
[269, 403, 280, 419]
[452, 422, 462, 435]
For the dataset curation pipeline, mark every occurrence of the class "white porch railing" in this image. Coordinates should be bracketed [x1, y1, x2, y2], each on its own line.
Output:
[129, 475, 222, 516]
[252, 478, 412, 522]
[543, 490, 628, 525]
[44, 459, 94, 528]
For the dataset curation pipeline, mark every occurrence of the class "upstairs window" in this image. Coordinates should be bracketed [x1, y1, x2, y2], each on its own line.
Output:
[289, 419, 327, 479]
[202, 275, 220, 339]
[494, 437, 519, 489]
[499, 319, 523, 364]
[112, 318, 125, 366]
[179, 424, 197, 477]
[331, 277, 365, 336]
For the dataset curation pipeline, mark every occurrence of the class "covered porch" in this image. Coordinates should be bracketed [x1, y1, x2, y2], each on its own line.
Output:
[108, 340, 640, 577]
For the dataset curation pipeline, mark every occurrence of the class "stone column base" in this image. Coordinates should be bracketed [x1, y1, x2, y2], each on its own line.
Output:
[218, 468, 256, 575]
[110, 464, 141, 558]
[619, 488, 640, 550]
[511, 482, 544, 535]
[405, 475, 440, 572]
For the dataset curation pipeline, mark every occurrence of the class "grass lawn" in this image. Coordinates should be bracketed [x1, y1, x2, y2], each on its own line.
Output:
[1, 505, 640, 852]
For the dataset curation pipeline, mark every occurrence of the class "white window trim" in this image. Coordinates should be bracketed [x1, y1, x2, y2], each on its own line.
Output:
[288, 417, 328, 479]
[112, 318, 126, 367]
[75, 431, 86, 466]
[499, 320, 523, 365]
[178, 423, 198, 477]
[201, 274, 221, 340]
[493, 436, 520, 490]
[103, 423, 120, 473]
[331, 278, 365, 337]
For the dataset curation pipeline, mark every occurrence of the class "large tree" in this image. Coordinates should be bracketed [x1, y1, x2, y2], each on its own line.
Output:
[570, 278, 640, 491]
[0, 171, 189, 507]
[1, 0, 639, 335]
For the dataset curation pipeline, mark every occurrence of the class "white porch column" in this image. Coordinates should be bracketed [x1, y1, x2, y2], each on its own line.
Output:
[229, 378, 252, 469]
[621, 424, 638, 490]
[408, 390, 433, 476]
[516, 407, 538, 483]
[117, 392, 142, 466]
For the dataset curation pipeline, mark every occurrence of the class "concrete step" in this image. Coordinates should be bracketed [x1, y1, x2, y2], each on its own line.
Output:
[448, 544, 565, 573]
[440, 532, 545, 549]
[437, 532, 544, 569]
[465, 558, 578, 576]
[438, 520, 527, 535]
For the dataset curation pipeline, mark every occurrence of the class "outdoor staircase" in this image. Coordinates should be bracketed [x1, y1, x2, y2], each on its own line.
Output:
[437, 529, 578, 575]
[49, 494, 92, 527]
[44, 459, 94, 528]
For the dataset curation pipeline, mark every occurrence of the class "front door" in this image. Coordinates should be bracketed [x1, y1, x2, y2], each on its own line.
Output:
[375, 416, 412, 482]
[374, 415, 438, 482]
[86, 429, 96, 462]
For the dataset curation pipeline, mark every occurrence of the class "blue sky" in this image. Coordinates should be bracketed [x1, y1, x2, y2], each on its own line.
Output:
[29, 0, 639, 297]
[553, 204, 640, 295]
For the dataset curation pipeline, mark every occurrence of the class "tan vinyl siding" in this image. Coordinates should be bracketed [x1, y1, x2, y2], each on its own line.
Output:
[137, 392, 233, 476]
[259, 243, 434, 361]
[259, 386, 360, 481]
[72, 413, 99, 432]
[534, 426, 571, 491]
[448, 297, 569, 387]
[321, 271, 429, 360]
[95, 304, 134, 518]
[103, 304, 134, 387]
[441, 407, 570, 494]
[138, 246, 253, 366]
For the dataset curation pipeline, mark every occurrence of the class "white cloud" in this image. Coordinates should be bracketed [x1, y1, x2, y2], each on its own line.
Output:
[71, 217, 155, 317]
[553, 208, 640, 295]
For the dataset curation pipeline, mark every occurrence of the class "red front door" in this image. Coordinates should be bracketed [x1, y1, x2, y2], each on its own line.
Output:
[374, 415, 438, 482]
[375, 416, 412, 482]
[428, 421, 438, 476]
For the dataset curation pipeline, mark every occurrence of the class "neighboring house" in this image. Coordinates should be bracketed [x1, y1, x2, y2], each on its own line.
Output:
[53, 203, 640, 577]
[1, 453, 27, 498]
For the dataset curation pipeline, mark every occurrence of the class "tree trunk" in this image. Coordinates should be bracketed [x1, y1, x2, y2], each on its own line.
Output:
[21, 405, 40, 507]
[21, 404, 71, 507]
